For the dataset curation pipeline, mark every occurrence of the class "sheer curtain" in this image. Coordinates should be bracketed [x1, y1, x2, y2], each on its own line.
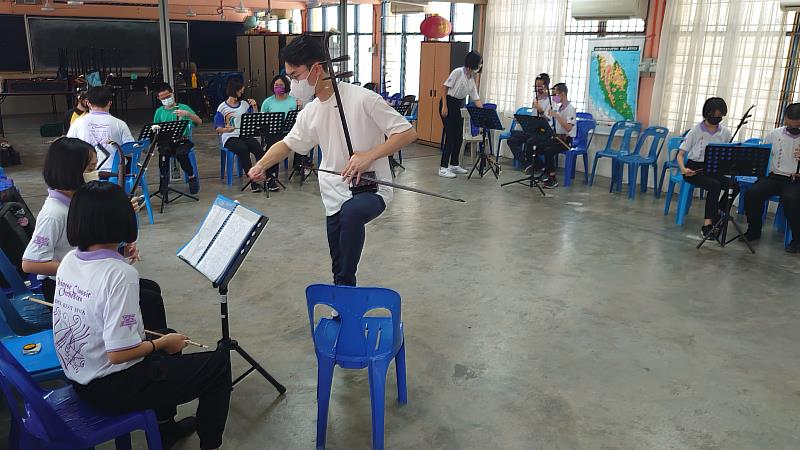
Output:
[481, 0, 568, 114]
[651, 0, 790, 139]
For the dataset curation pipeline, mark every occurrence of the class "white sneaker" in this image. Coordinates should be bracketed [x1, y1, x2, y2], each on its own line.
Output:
[448, 165, 469, 175]
[438, 167, 457, 178]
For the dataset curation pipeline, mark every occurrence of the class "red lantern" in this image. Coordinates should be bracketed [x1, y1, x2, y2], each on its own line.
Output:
[420, 14, 452, 39]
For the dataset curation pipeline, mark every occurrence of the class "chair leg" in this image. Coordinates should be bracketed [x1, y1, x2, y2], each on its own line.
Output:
[368, 360, 390, 450]
[664, 180, 675, 215]
[627, 164, 638, 200]
[143, 411, 164, 450]
[564, 153, 574, 187]
[220, 150, 225, 179]
[589, 155, 600, 186]
[658, 166, 668, 195]
[640, 165, 649, 194]
[140, 174, 155, 225]
[677, 182, 693, 226]
[316, 357, 336, 450]
[582, 154, 589, 184]
[225, 152, 234, 186]
[114, 433, 133, 450]
[652, 164, 660, 199]
[395, 342, 408, 404]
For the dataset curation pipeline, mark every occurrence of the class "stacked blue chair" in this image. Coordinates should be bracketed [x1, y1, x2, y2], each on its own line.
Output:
[615, 126, 669, 199]
[0, 344, 163, 449]
[496, 107, 534, 166]
[658, 137, 684, 194]
[563, 118, 596, 186]
[306, 284, 407, 450]
[110, 141, 155, 225]
[0, 249, 51, 335]
[588, 120, 642, 186]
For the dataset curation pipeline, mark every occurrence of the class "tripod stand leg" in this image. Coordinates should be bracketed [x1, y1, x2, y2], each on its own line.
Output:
[232, 343, 287, 394]
[728, 217, 755, 254]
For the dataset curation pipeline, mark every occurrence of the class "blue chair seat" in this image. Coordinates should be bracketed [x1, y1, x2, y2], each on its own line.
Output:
[2, 330, 63, 382]
[0, 250, 52, 335]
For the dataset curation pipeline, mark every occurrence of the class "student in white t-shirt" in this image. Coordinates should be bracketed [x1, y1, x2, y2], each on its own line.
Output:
[677, 97, 735, 239]
[439, 50, 484, 179]
[249, 36, 417, 286]
[536, 82, 577, 189]
[744, 103, 800, 253]
[214, 78, 264, 192]
[66, 86, 135, 172]
[55, 182, 232, 450]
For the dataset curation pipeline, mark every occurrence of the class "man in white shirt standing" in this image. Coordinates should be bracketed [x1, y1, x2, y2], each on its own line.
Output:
[67, 86, 135, 172]
[248, 36, 417, 286]
[744, 103, 800, 253]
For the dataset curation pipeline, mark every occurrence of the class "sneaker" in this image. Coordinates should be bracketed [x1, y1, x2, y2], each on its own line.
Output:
[160, 416, 196, 450]
[267, 178, 280, 192]
[743, 227, 761, 242]
[787, 240, 800, 254]
[538, 170, 550, 182]
[448, 165, 468, 175]
[188, 177, 199, 195]
[250, 182, 262, 193]
[542, 176, 558, 189]
[438, 167, 456, 178]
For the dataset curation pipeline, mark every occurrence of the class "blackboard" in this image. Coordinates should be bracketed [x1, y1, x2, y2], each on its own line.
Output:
[189, 21, 243, 71]
[0, 15, 30, 72]
[27, 17, 188, 72]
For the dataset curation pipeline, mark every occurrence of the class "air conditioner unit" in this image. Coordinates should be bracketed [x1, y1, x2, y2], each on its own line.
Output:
[572, 0, 647, 20]
[391, 1, 429, 15]
[780, 0, 800, 11]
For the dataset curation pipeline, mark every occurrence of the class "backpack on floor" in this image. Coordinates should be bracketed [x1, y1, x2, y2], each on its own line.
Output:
[0, 143, 21, 168]
[0, 181, 36, 289]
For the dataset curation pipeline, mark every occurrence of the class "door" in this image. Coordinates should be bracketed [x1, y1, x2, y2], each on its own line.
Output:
[249, 36, 267, 102]
[236, 36, 251, 95]
[265, 36, 281, 97]
[417, 42, 438, 143]
[429, 43, 453, 145]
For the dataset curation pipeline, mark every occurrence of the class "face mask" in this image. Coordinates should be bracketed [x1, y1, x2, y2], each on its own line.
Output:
[161, 96, 175, 107]
[291, 65, 319, 102]
[273, 85, 286, 95]
[551, 95, 562, 104]
[83, 170, 100, 183]
[786, 127, 800, 136]
[707, 116, 723, 126]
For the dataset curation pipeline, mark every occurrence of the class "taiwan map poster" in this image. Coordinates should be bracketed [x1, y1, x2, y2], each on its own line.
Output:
[587, 38, 644, 125]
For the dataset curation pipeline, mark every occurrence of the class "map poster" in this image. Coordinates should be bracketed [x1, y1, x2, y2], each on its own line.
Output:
[587, 37, 644, 125]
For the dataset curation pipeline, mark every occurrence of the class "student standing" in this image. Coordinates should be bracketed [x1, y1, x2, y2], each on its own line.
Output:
[260, 74, 301, 191]
[248, 36, 416, 286]
[744, 103, 800, 253]
[677, 97, 734, 239]
[439, 51, 484, 179]
[214, 78, 263, 192]
[154, 83, 202, 196]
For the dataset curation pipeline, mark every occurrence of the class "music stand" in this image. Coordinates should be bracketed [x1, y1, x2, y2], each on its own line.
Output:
[499, 115, 558, 196]
[285, 110, 319, 186]
[466, 106, 503, 179]
[139, 121, 194, 213]
[240, 112, 287, 196]
[389, 104, 410, 175]
[697, 143, 771, 253]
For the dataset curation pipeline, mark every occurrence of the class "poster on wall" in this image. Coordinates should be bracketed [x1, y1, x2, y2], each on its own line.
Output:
[586, 37, 645, 125]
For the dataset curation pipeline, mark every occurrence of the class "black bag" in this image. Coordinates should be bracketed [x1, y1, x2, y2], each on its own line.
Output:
[0, 144, 21, 167]
[0, 183, 36, 289]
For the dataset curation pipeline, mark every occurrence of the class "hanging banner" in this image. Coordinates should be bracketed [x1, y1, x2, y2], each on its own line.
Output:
[586, 37, 645, 125]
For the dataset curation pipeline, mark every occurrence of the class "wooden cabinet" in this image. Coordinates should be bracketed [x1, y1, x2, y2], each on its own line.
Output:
[416, 41, 469, 146]
[236, 35, 297, 103]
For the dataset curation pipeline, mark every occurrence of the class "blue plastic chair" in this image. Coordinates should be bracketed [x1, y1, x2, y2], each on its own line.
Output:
[663, 152, 700, 225]
[615, 126, 669, 199]
[388, 93, 402, 106]
[658, 137, 684, 195]
[179, 148, 200, 183]
[496, 107, 534, 165]
[219, 137, 244, 186]
[563, 118, 596, 186]
[588, 120, 642, 186]
[775, 202, 794, 248]
[306, 284, 407, 450]
[110, 141, 155, 225]
[0, 344, 162, 449]
[0, 321, 63, 383]
[577, 112, 594, 120]
[0, 250, 51, 335]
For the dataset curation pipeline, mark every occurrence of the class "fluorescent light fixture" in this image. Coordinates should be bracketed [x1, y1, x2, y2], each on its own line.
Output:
[234, 0, 248, 13]
[186, 7, 197, 17]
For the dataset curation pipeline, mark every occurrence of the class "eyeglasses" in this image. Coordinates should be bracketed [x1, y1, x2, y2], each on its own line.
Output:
[287, 64, 316, 82]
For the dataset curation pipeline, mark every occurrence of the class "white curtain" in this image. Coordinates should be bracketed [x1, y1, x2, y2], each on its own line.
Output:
[651, 0, 789, 139]
[481, 0, 568, 114]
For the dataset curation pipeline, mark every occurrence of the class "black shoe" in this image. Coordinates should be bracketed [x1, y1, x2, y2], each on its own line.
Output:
[701, 225, 715, 239]
[787, 240, 800, 254]
[159, 417, 197, 450]
[250, 182, 262, 193]
[542, 176, 558, 189]
[743, 228, 761, 242]
[267, 178, 280, 192]
[188, 177, 200, 195]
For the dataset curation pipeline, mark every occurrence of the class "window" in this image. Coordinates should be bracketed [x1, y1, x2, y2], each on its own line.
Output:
[305, 4, 373, 84]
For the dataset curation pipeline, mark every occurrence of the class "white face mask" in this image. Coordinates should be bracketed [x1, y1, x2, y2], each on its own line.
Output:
[290, 65, 319, 103]
[161, 96, 175, 107]
[83, 170, 100, 183]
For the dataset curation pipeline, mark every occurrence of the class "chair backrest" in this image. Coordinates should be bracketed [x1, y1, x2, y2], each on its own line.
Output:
[632, 126, 669, 159]
[401, 94, 416, 105]
[604, 120, 642, 153]
[0, 343, 76, 444]
[510, 107, 534, 132]
[389, 93, 402, 105]
[572, 118, 596, 150]
[460, 108, 477, 139]
[306, 284, 402, 359]
[744, 137, 761, 144]
[577, 112, 594, 121]
[0, 248, 29, 299]
[666, 136, 683, 162]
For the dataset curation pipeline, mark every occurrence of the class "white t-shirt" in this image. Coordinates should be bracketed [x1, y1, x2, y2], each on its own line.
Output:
[22, 190, 73, 281]
[680, 122, 733, 162]
[545, 102, 578, 138]
[283, 82, 413, 216]
[444, 68, 480, 102]
[67, 111, 135, 172]
[763, 127, 800, 176]
[214, 100, 253, 144]
[53, 249, 144, 385]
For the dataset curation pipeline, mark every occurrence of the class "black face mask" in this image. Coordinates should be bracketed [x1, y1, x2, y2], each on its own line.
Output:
[706, 116, 723, 126]
[786, 127, 800, 136]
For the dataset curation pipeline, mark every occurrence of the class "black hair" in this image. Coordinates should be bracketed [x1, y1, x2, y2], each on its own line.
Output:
[271, 74, 291, 93]
[535, 73, 551, 87]
[157, 83, 174, 94]
[552, 83, 568, 95]
[67, 181, 138, 251]
[86, 86, 112, 107]
[785, 103, 800, 121]
[280, 35, 325, 69]
[464, 51, 483, 71]
[42, 137, 94, 191]
[226, 78, 244, 98]
[702, 97, 728, 118]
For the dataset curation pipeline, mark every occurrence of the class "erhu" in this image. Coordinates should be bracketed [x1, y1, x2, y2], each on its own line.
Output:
[730, 105, 755, 143]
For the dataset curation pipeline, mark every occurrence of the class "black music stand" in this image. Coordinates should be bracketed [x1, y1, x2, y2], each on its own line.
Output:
[697, 143, 771, 253]
[500, 115, 559, 196]
[240, 112, 287, 196]
[284, 110, 319, 186]
[139, 121, 195, 213]
[466, 106, 503, 179]
[389, 104, 410, 176]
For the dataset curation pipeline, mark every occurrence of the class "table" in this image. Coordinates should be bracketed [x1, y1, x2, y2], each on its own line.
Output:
[0, 91, 75, 137]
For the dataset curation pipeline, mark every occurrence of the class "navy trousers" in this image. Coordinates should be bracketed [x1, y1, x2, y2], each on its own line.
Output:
[326, 192, 386, 286]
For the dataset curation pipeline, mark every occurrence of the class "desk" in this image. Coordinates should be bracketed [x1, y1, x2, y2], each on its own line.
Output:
[0, 91, 75, 137]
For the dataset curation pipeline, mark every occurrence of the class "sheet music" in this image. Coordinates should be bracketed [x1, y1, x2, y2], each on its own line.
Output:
[177, 204, 232, 267]
[195, 205, 261, 282]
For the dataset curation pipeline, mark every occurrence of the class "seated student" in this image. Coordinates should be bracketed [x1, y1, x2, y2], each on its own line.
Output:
[154, 83, 202, 196]
[532, 82, 576, 189]
[677, 97, 734, 239]
[63, 92, 89, 134]
[507, 73, 552, 169]
[260, 74, 301, 191]
[67, 86, 135, 173]
[55, 181, 232, 450]
[744, 103, 800, 253]
[214, 78, 264, 192]
[21, 138, 168, 332]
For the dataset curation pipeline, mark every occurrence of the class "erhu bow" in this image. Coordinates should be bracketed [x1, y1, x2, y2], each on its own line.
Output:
[730, 105, 755, 143]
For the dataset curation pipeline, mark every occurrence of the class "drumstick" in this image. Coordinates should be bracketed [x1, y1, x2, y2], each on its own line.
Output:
[24, 297, 209, 349]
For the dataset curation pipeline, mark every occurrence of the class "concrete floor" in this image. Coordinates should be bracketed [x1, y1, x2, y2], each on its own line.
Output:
[2, 111, 800, 450]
